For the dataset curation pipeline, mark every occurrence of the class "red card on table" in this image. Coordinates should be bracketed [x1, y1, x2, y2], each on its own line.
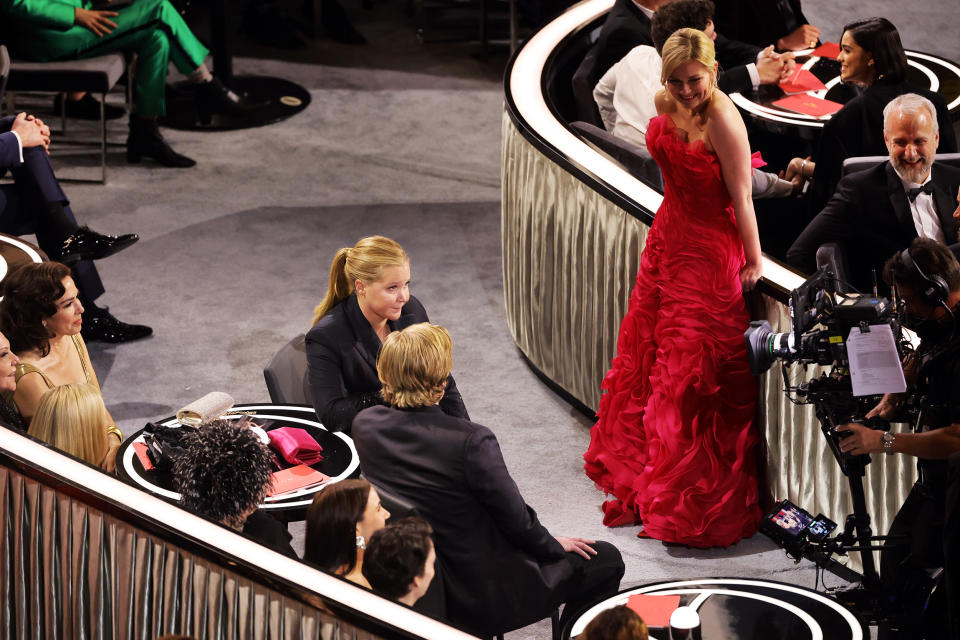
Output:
[773, 94, 844, 118]
[626, 594, 682, 627]
[811, 41, 841, 59]
[132, 442, 155, 470]
[779, 68, 827, 94]
[268, 465, 329, 496]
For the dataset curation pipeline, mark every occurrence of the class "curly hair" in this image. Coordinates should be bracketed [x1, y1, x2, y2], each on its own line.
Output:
[304, 478, 372, 576]
[582, 605, 649, 640]
[362, 517, 434, 600]
[883, 238, 960, 293]
[377, 323, 451, 408]
[172, 419, 274, 529]
[0, 262, 71, 357]
[651, 0, 715, 54]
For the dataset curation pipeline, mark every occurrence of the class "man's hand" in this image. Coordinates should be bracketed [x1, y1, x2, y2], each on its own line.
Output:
[779, 54, 797, 81]
[74, 7, 118, 36]
[555, 536, 597, 559]
[865, 394, 901, 421]
[781, 156, 813, 194]
[836, 423, 884, 455]
[777, 24, 822, 51]
[952, 186, 959, 230]
[10, 112, 50, 152]
[756, 45, 787, 85]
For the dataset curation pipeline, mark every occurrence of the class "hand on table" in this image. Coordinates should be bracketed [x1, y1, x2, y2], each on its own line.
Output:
[10, 112, 51, 152]
[781, 156, 813, 194]
[836, 423, 883, 456]
[75, 7, 118, 36]
[778, 24, 822, 51]
[556, 536, 597, 559]
[102, 433, 121, 473]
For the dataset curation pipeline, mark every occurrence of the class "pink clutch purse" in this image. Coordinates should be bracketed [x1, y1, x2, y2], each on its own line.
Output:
[267, 427, 324, 466]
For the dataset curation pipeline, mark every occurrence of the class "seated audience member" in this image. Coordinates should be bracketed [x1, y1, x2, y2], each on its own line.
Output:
[172, 419, 297, 558]
[27, 383, 120, 472]
[787, 18, 957, 214]
[0, 331, 25, 431]
[0, 0, 254, 167]
[305, 235, 468, 434]
[712, 0, 819, 51]
[304, 478, 390, 588]
[582, 606, 649, 640]
[352, 322, 625, 637]
[0, 262, 119, 423]
[572, 0, 792, 122]
[787, 93, 960, 292]
[1, 114, 151, 344]
[362, 517, 436, 607]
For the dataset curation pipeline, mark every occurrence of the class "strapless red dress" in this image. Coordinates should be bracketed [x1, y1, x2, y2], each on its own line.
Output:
[583, 114, 761, 548]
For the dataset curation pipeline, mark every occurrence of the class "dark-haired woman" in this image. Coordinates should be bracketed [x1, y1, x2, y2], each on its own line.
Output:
[306, 235, 468, 434]
[805, 17, 957, 212]
[304, 478, 390, 588]
[0, 263, 117, 436]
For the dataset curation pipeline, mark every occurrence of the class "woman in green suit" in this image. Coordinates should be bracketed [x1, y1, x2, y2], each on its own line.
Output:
[2, 0, 248, 167]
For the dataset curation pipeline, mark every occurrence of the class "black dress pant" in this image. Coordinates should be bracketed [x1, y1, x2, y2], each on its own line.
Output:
[558, 540, 625, 630]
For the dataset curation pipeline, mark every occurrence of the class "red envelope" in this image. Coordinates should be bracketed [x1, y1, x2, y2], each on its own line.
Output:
[773, 94, 844, 118]
[626, 594, 682, 627]
[811, 42, 841, 59]
[132, 442, 155, 470]
[268, 465, 329, 496]
[779, 68, 827, 94]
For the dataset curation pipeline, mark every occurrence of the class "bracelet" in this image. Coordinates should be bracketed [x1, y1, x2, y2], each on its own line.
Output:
[799, 158, 808, 179]
[106, 425, 123, 442]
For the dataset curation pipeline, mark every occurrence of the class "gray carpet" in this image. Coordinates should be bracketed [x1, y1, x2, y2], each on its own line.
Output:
[13, 0, 956, 636]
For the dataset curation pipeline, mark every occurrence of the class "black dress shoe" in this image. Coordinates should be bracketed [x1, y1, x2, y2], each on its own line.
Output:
[127, 117, 196, 167]
[81, 308, 153, 344]
[56, 226, 139, 265]
[55, 93, 126, 120]
[196, 78, 258, 124]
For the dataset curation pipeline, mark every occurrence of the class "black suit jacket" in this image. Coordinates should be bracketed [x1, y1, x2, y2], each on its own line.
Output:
[242, 511, 298, 559]
[714, 0, 809, 49]
[352, 405, 571, 637]
[809, 80, 959, 214]
[787, 161, 960, 292]
[305, 294, 468, 434]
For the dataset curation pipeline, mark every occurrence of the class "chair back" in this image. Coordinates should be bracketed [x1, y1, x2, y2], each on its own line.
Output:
[263, 333, 311, 404]
[570, 120, 663, 189]
[816, 241, 854, 294]
[0, 45, 9, 106]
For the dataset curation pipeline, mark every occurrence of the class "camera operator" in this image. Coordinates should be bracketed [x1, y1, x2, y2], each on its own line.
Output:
[837, 238, 960, 638]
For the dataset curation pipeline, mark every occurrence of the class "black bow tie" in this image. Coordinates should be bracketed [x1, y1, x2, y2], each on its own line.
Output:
[907, 183, 935, 202]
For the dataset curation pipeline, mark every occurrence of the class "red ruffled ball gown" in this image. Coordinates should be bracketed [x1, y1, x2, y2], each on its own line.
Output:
[583, 113, 762, 548]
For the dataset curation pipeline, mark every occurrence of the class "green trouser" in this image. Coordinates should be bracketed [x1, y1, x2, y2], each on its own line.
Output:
[8, 0, 209, 116]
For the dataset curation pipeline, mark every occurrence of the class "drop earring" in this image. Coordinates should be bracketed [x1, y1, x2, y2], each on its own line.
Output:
[356, 535, 366, 550]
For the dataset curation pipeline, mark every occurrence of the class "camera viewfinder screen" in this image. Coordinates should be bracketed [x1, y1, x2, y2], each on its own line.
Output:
[771, 504, 812, 536]
[805, 516, 837, 541]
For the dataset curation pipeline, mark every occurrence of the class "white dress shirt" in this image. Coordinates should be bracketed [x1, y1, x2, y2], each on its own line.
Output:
[896, 167, 945, 243]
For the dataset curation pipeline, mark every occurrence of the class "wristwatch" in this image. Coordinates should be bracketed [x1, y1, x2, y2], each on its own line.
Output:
[881, 431, 896, 456]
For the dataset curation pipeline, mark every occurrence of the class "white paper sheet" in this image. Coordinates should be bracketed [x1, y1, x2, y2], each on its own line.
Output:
[846, 324, 907, 397]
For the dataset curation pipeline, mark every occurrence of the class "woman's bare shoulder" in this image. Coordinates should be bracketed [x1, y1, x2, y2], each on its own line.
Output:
[653, 89, 671, 114]
[704, 91, 745, 133]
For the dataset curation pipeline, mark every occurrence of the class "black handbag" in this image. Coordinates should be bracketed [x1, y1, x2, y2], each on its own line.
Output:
[141, 421, 196, 472]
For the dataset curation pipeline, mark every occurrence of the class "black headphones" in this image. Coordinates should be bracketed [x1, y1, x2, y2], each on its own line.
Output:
[899, 247, 950, 307]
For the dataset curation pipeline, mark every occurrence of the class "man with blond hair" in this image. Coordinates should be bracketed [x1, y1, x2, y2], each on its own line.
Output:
[352, 322, 624, 638]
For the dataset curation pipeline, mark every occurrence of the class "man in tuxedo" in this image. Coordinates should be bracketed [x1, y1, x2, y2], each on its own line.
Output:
[352, 323, 624, 638]
[713, 0, 819, 51]
[787, 93, 960, 293]
[0, 113, 151, 342]
[572, 0, 791, 124]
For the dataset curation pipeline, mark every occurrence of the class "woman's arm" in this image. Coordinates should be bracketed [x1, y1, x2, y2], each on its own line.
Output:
[305, 335, 382, 434]
[12, 372, 48, 421]
[708, 96, 763, 291]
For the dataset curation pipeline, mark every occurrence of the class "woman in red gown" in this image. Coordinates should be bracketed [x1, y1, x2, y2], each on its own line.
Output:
[584, 28, 764, 548]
